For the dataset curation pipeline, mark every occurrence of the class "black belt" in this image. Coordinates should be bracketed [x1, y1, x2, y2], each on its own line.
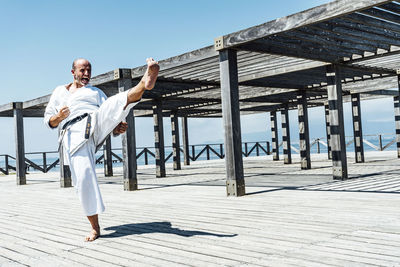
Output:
[62, 113, 89, 130]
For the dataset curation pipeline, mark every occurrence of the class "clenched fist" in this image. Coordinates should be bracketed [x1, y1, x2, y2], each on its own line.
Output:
[113, 122, 128, 135]
[58, 106, 70, 120]
[49, 106, 70, 128]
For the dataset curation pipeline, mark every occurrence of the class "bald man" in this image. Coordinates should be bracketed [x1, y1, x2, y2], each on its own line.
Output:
[44, 58, 159, 241]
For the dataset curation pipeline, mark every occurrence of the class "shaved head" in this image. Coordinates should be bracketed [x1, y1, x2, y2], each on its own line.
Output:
[72, 58, 91, 70]
[71, 58, 92, 87]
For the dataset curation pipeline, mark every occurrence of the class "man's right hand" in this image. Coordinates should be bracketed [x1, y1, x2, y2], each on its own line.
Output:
[58, 106, 70, 120]
[49, 106, 70, 128]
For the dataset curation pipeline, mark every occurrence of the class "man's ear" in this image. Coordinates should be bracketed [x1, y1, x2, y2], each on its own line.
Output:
[71, 69, 75, 75]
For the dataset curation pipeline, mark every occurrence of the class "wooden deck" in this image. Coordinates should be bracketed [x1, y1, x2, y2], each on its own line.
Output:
[1, 151, 400, 266]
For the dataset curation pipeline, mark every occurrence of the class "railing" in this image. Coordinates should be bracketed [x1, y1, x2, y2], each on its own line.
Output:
[0, 133, 397, 175]
[301, 133, 396, 154]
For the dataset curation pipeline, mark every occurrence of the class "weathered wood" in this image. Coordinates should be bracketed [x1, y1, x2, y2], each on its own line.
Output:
[295, 26, 380, 53]
[297, 92, 311, 169]
[132, 46, 217, 78]
[103, 135, 113, 177]
[313, 21, 400, 48]
[216, 0, 392, 50]
[281, 107, 292, 164]
[181, 116, 190, 166]
[90, 70, 116, 86]
[171, 111, 181, 170]
[326, 65, 348, 180]
[324, 103, 332, 160]
[280, 30, 366, 56]
[270, 111, 279, 161]
[13, 102, 26, 185]
[358, 5, 400, 24]
[219, 49, 245, 197]
[22, 95, 51, 109]
[119, 75, 138, 190]
[238, 39, 340, 64]
[351, 93, 365, 163]
[394, 74, 400, 158]
[153, 100, 166, 178]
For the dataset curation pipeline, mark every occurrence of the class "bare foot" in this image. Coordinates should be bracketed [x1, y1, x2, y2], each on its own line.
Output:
[85, 228, 100, 242]
[143, 58, 159, 90]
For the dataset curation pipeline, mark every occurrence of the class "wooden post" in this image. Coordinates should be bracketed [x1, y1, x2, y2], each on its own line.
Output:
[144, 149, 149, 165]
[13, 102, 26, 185]
[153, 100, 166, 178]
[42, 152, 47, 173]
[219, 49, 245, 197]
[297, 91, 311, 169]
[181, 116, 190, 165]
[103, 135, 113, 176]
[326, 65, 348, 180]
[171, 111, 181, 170]
[5, 155, 9, 175]
[351, 93, 365, 163]
[270, 111, 279, 161]
[324, 103, 332, 159]
[281, 107, 292, 164]
[395, 74, 400, 158]
[118, 72, 138, 190]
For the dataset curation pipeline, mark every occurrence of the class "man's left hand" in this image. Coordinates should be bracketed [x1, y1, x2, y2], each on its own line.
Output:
[113, 122, 128, 135]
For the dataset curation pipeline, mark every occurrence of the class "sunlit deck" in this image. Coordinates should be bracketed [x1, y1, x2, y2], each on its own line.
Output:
[1, 151, 400, 266]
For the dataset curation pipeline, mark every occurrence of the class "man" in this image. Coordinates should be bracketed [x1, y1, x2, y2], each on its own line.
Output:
[44, 58, 159, 241]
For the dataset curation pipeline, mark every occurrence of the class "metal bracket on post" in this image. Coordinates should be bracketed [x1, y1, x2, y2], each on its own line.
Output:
[114, 68, 132, 80]
[396, 69, 400, 75]
[214, 36, 224, 51]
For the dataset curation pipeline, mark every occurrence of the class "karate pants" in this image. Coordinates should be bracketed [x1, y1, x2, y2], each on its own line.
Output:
[64, 90, 137, 216]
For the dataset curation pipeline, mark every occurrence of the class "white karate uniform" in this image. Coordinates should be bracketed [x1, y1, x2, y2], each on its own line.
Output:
[44, 84, 138, 216]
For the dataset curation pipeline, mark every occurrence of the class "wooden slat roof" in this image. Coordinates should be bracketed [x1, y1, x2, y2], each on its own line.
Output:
[0, 0, 399, 118]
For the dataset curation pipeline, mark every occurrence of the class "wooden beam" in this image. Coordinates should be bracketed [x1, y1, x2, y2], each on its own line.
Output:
[297, 92, 311, 169]
[270, 111, 279, 161]
[13, 102, 26, 185]
[153, 100, 166, 178]
[119, 75, 138, 190]
[394, 74, 400, 158]
[132, 46, 217, 78]
[326, 65, 348, 180]
[281, 107, 292, 164]
[215, 0, 392, 50]
[219, 49, 245, 197]
[171, 111, 181, 170]
[181, 116, 190, 166]
[324, 103, 332, 160]
[351, 93, 365, 163]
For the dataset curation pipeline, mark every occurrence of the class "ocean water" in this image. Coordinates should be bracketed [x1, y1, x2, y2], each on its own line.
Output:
[0, 134, 396, 173]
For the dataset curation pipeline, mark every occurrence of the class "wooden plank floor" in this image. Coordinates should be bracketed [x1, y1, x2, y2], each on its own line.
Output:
[1, 151, 400, 266]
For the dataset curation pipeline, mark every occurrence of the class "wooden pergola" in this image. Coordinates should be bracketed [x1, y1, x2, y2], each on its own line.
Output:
[1, 0, 400, 196]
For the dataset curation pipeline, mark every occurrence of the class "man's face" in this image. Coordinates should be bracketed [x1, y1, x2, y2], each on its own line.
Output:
[72, 60, 91, 86]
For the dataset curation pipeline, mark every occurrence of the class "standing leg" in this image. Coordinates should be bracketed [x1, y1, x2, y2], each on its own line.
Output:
[66, 138, 104, 242]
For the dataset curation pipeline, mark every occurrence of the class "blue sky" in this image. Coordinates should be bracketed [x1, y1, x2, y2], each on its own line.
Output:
[0, 0, 396, 155]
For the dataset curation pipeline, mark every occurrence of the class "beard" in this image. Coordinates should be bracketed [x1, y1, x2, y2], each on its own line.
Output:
[74, 74, 90, 86]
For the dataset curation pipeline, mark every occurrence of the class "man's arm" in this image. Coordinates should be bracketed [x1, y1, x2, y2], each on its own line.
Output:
[49, 106, 70, 128]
